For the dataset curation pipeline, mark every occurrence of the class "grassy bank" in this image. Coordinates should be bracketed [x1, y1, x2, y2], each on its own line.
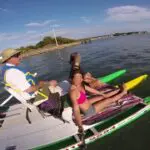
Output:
[21, 41, 81, 58]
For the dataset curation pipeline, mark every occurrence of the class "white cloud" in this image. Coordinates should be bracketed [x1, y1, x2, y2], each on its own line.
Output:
[0, 27, 87, 49]
[26, 30, 37, 34]
[25, 20, 56, 27]
[50, 24, 61, 28]
[0, 33, 20, 41]
[1, 22, 150, 50]
[0, 32, 38, 44]
[0, 8, 8, 12]
[106, 5, 150, 22]
[80, 16, 91, 24]
[0, 29, 59, 49]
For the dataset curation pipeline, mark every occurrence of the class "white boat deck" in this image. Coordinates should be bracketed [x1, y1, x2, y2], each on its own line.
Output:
[0, 103, 100, 150]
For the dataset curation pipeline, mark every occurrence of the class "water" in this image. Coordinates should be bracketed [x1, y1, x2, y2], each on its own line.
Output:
[1, 34, 150, 149]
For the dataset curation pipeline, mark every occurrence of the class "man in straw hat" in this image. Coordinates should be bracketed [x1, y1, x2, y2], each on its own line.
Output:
[0, 48, 63, 116]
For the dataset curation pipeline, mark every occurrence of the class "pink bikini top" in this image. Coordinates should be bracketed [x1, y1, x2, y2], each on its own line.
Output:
[77, 91, 87, 104]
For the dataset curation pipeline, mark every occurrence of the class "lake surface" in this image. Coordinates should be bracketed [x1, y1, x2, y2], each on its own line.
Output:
[1, 34, 150, 150]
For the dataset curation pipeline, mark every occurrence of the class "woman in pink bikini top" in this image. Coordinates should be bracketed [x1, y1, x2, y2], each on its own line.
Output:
[76, 91, 87, 104]
[69, 70, 106, 133]
[69, 70, 126, 134]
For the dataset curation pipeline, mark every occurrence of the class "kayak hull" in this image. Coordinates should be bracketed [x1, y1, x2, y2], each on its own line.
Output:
[99, 69, 126, 83]
[123, 74, 147, 90]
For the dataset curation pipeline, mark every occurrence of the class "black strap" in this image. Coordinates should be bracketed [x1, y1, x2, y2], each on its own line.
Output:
[26, 108, 32, 124]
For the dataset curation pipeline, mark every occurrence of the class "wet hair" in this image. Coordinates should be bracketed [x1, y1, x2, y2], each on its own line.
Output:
[69, 52, 79, 65]
[69, 52, 85, 80]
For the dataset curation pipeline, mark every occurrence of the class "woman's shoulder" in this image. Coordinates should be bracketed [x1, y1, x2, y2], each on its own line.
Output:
[70, 85, 77, 92]
[69, 85, 79, 100]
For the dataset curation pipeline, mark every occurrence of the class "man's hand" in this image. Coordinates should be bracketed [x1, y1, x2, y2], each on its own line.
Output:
[38, 81, 46, 88]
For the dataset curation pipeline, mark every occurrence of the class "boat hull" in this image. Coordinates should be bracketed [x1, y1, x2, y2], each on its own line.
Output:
[0, 74, 148, 150]
[35, 98, 150, 150]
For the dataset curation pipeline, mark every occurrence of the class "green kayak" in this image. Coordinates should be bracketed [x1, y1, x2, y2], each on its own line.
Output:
[99, 69, 126, 83]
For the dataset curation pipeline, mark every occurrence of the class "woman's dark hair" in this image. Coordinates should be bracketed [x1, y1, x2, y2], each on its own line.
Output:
[70, 69, 83, 80]
[70, 69, 87, 88]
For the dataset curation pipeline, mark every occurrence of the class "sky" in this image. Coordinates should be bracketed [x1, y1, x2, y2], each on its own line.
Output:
[0, 0, 150, 50]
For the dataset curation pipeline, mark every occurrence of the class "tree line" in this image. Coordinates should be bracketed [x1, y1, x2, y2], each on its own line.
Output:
[113, 31, 148, 36]
[17, 36, 76, 52]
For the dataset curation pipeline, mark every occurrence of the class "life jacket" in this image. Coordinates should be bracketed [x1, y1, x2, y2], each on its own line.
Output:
[1, 64, 48, 99]
[1, 64, 37, 87]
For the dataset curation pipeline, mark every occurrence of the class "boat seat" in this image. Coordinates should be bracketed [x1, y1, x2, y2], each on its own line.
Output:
[0, 87, 49, 124]
[0, 80, 71, 124]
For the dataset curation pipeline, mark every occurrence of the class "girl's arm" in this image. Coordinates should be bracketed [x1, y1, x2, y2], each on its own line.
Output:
[85, 85, 106, 97]
[90, 79, 104, 88]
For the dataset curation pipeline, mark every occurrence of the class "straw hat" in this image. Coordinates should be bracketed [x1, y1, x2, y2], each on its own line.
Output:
[0, 48, 21, 63]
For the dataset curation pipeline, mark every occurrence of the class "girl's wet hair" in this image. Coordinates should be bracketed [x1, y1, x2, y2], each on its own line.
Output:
[69, 52, 85, 80]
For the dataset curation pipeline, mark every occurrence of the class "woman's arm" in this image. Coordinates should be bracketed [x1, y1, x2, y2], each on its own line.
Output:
[90, 79, 104, 88]
[69, 89, 83, 130]
[85, 85, 106, 97]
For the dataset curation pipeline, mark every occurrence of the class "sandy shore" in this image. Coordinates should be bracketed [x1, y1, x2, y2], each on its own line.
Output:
[21, 42, 81, 58]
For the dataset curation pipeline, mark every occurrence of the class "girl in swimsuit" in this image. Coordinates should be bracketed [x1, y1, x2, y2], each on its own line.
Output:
[83, 72, 105, 89]
[69, 70, 127, 133]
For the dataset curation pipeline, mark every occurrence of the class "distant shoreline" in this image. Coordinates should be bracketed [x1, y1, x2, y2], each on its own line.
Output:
[21, 32, 149, 58]
[21, 41, 81, 58]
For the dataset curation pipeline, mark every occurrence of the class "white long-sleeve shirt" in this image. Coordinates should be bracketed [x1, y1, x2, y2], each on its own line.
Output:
[4, 63, 31, 91]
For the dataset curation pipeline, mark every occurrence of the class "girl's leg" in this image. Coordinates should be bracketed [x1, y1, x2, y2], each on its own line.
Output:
[93, 87, 127, 113]
[88, 88, 120, 104]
